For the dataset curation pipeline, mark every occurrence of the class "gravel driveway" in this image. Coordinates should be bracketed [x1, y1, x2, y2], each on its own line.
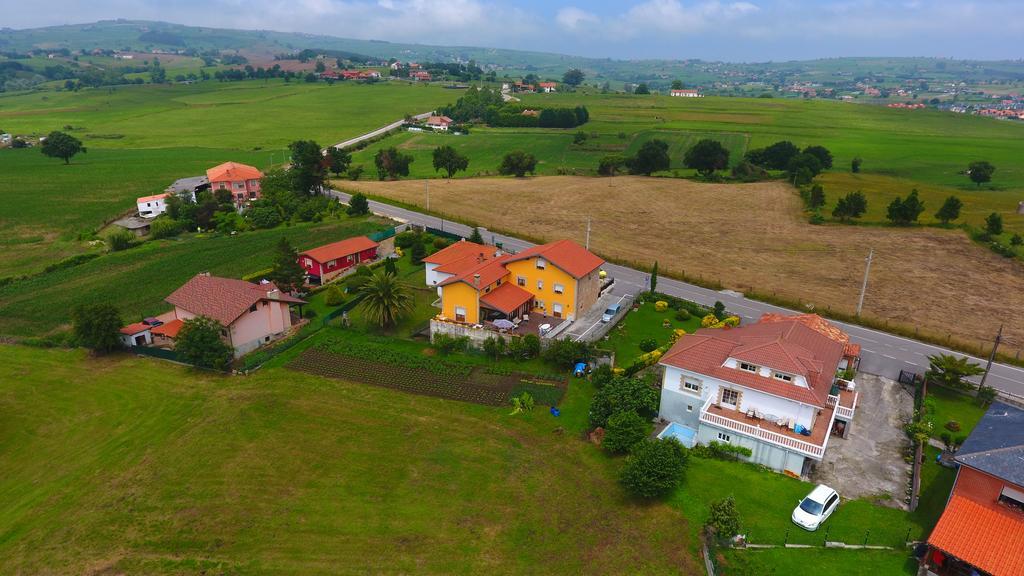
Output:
[810, 374, 914, 509]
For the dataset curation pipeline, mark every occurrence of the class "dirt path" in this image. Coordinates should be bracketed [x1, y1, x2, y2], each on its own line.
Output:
[342, 176, 1024, 351]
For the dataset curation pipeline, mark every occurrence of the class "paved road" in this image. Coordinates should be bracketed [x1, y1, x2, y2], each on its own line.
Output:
[331, 111, 433, 150]
[329, 190, 1024, 398]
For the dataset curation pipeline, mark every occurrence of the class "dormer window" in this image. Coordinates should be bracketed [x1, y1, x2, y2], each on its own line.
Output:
[773, 372, 793, 383]
[536, 258, 546, 270]
[740, 362, 758, 373]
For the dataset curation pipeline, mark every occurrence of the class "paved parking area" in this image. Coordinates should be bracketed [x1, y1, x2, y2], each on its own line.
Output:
[563, 291, 634, 343]
[810, 374, 914, 509]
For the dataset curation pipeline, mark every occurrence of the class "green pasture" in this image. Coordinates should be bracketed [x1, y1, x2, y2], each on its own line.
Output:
[0, 216, 389, 336]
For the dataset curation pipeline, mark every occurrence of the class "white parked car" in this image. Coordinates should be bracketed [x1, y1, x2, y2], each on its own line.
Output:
[791, 484, 839, 531]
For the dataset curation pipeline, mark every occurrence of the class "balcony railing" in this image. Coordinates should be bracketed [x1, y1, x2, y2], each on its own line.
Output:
[698, 396, 826, 459]
[826, 392, 858, 421]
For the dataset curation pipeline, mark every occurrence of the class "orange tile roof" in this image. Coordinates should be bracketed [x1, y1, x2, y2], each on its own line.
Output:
[480, 282, 534, 314]
[928, 494, 1024, 575]
[504, 239, 604, 279]
[165, 274, 305, 326]
[206, 162, 263, 183]
[760, 313, 860, 358]
[119, 322, 151, 335]
[426, 115, 453, 125]
[151, 318, 183, 338]
[299, 236, 378, 264]
[439, 257, 510, 289]
[424, 240, 498, 267]
[137, 193, 170, 203]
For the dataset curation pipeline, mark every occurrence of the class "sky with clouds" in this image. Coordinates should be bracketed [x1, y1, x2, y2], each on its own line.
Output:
[3, 0, 1023, 61]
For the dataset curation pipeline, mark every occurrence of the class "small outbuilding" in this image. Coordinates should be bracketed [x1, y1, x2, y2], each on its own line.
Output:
[120, 322, 153, 347]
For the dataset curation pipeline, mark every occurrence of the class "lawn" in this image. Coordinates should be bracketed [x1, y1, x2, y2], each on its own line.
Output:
[718, 547, 917, 576]
[924, 385, 987, 439]
[600, 300, 703, 366]
[0, 345, 698, 575]
[0, 215, 390, 337]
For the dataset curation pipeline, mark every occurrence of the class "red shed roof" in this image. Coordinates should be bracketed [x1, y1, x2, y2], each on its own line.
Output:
[165, 274, 305, 326]
[206, 162, 263, 183]
[120, 322, 151, 336]
[480, 282, 534, 314]
[928, 494, 1024, 575]
[299, 236, 378, 264]
[151, 319, 184, 338]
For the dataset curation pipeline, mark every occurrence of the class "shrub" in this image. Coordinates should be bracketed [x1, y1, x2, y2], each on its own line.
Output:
[324, 285, 345, 306]
[521, 333, 541, 359]
[694, 441, 753, 461]
[939, 431, 953, 449]
[71, 303, 123, 354]
[654, 300, 669, 312]
[347, 192, 370, 216]
[722, 316, 740, 327]
[706, 496, 742, 539]
[395, 230, 419, 249]
[669, 328, 687, 343]
[713, 301, 726, 319]
[432, 237, 450, 250]
[305, 308, 318, 319]
[176, 316, 233, 370]
[619, 438, 689, 499]
[482, 335, 506, 359]
[107, 230, 135, 252]
[589, 376, 659, 428]
[355, 264, 373, 277]
[543, 337, 592, 368]
[432, 333, 469, 355]
[603, 411, 649, 454]
[410, 240, 427, 265]
[638, 338, 658, 353]
[953, 434, 968, 449]
[150, 217, 183, 239]
[944, 420, 961, 432]
[701, 313, 719, 328]
[591, 364, 614, 389]
[510, 392, 535, 414]
[675, 309, 691, 321]
[977, 385, 998, 406]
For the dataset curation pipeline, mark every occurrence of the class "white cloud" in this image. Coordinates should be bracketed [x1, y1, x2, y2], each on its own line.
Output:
[556, 6, 599, 32]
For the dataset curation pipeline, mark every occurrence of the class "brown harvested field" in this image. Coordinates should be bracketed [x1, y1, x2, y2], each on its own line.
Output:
[341, 176, 1024, 350]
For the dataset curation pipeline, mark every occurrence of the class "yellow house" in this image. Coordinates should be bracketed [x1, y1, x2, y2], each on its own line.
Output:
[434, 239, 604, 326]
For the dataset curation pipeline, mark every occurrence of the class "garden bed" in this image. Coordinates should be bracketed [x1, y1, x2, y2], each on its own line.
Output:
[288, 347, 565, 407]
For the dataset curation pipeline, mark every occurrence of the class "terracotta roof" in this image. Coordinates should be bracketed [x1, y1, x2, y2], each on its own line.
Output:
[137, 193, 170, 203]
[424, 240, 498, 267]
[660, 317, 847, 406]
[151, 318, 183, 338]
[299, 236, 378, 264]
[438, 257, 510, 289]
[480, 282, 534, 314]
[426, 115, 453, 125]
[538, 82, 557, 88]
[928, 494, 1024, 576]
[206, 162, 263, 183]
[504, 239, 604, 279]
[119, 322, 151, 335]
[759, 313, 861, 358]
[165, 274, 305, 326]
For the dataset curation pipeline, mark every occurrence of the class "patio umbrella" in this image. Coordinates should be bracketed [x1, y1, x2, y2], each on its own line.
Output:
[492, 319, 516, 330]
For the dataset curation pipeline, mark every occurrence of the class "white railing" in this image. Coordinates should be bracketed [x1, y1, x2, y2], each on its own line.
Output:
[826, 392, 858, 421]
[699, 403, 825, 459]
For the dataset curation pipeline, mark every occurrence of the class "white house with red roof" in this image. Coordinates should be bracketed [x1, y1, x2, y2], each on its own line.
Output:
[137, 193, 171, 218]
[425, 115, 453, 131]
[658, 313, 860, 476]
[538, 82, 557, 93]
[670, 89, 702, 97]
[164, 273, 306, 357]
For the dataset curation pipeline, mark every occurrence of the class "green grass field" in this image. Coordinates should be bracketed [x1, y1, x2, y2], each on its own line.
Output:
[0, 216, 389, 337]
[925, 385, 987, 439]
[718, 548, 917, 576]
[0, 345, 697, 575]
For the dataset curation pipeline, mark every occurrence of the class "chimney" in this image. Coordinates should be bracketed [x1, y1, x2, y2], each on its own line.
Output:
[473, 273, 480, 287]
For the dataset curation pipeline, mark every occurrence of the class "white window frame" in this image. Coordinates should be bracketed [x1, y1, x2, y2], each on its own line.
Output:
[740, 362, 759, 373]
[682, 378, 701, 394]
[535, 258, 546, 269]
[721, 388, 739, 407]
[773, 372, 793, 382]
[552, 303, 563, 317]
[454, 306, 467, 322]
[536, 279, 544, 290]
[553, 283, 565, 294]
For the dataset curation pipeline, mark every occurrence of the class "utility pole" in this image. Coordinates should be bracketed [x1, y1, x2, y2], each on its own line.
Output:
[979, 324, 1003, 390]
[585, 217, 591, 250]
[856, 249, 874, 317]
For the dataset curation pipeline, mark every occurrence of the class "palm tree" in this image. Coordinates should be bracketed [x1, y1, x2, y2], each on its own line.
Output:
[925, 354, 985, 390]
[355, 269, 415, 329]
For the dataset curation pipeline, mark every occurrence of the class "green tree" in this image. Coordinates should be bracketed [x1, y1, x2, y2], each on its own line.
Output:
[603, 411, 649, 454]
[745, 141, 799, 170]
[71, 303, 123, 354]
[886, 189, 925, 225]
[851, 157, 862, 173]
[626, 139, 670, 176]
[176, 316, 233, 370]
[832, 191, 868, 221]
[107, 230, 135, 252]
[375, 147, 414, 180]
[683, 139, 730, 177]
[249, 205, 283, 229]
[620, 438, 688, 499]
[787, 153, 822, 183]
[347, 192, 369, 216]
[469, 227, 484, 243]
[650, 261, 658, 292]
[967, 161, 995, 188]
[327, 147, 351, 177]
[671, 80, 683, 90]
[289, 140, 327, 194]
[589, 376, 659, 428]
[482, 335, 506, 359]
[266, 237, 306, 292]
[802, 145, 833, 170]
[926, 354, 985, 391]
[935, 195, 963, 225]
[809, 184, 826, 210]
[355, 270, 415, 329]
[633, 83, 650, 95]
[498, 150, 538, 177]
[40, 130, 86, 164]
[706, 496, 742, 539]
[432, 145, 469, 178]
[410, 239, 427, 265]
[598, 154, 627, 176]
[562, 68, 585, 86]
[383, 257, 398, 276]
[985, 212, 1004, 236]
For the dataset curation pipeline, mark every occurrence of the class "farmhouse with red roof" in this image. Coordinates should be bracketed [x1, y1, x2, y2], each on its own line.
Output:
[298, 235, 380, 285]
[921, 402, 1024, 576]
[164, 273, 305, 356]
[658, 313, 860, 476]
[425, 115, 453, 131]
[538, 82, 557, 93]
[206, 161, 263, 208]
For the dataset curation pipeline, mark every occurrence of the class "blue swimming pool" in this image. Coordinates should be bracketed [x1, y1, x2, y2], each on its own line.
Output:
[657, 422, 697, 448]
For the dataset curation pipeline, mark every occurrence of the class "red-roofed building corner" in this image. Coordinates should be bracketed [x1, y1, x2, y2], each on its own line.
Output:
[657, 314, 860, 476]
